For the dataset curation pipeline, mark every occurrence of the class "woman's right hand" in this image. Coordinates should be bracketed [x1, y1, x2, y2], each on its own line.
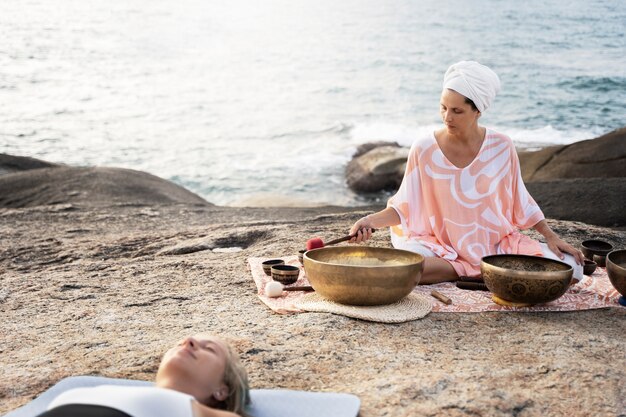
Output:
[349, 215, 375, 244]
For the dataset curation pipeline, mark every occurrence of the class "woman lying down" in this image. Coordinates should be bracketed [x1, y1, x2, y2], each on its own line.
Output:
[38, 335, 250, 417]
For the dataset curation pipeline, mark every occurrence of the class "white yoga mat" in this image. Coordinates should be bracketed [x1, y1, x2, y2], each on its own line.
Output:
[3, 376, 360, 417]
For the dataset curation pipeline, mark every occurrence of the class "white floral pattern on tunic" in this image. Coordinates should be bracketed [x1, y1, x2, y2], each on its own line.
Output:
[388, 129, 545, 277]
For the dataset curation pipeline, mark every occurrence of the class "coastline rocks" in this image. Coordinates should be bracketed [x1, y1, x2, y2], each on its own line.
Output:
[0, 166, 211, 208]
[518, 127, 626, 182]
[0, 153, 59, 175]
[346, 144, 408, 192]
[526, 178, 625, 228]
[352, 140, 401, 158]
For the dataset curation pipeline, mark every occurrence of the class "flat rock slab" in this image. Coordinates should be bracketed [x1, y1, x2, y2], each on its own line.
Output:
[0, 204, 624, 417]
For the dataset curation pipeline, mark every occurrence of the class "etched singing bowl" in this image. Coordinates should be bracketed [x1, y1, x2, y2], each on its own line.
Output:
[606, 250, 626, 297]
[303, 246, 424, 306]
[581, 239, 613, 259]
[481, 254, 573, 305]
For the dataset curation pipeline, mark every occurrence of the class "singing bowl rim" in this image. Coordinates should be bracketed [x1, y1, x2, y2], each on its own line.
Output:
[270, 264, 300, 275]
[304, 246, 425, 269]
[606, 249, 626, 296]
[606, 249, 626, 272]
[303, 246, 424, 305]
[581, 239, 614, 257]
[261, 259, 285, 267]
[481, 254, 573, 279]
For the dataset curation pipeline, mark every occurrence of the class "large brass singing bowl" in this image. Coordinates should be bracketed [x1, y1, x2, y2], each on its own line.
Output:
[481, 254, 573, 305]
[606, 250, 626, 298]
[303, 246, 424, 306]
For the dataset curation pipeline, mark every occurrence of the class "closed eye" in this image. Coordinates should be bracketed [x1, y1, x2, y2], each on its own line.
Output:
[202, 342, 217, 352]
[441, 104, 463, 114]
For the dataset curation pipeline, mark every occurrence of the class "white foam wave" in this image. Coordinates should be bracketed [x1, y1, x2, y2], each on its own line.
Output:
[348, 122, 440, 147]
[497, 125, 603, 149]
[347, 121, 604, 150]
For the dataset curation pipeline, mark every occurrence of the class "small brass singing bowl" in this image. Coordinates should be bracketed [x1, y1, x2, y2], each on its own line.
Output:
[481, 254, 573, 305]
[581, 239, 613, 260]
[262, 259, 284, 276]
[606, 250, 626, 298]
[303, 246, 424, 306]
[270, 264, 300, 285]
[583, 259, 597, 276]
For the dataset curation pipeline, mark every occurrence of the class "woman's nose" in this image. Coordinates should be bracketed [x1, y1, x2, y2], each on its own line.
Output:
[182, 336, 198, 349]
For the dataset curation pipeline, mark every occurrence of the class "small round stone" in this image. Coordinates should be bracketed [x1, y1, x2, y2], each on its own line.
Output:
[265, 281, 284, 298]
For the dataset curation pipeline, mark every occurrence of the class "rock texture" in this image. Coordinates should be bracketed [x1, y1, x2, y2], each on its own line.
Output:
[0, 153, 59, 175]
[352, 141, 401, 158]
[0, 200, 625, 417]
[527, 178, 626, 228]
[518, 127, 626, 182]
[0, 154, 625, 416]
[0, 165, 211, 208]
[346, 145, 409, 192]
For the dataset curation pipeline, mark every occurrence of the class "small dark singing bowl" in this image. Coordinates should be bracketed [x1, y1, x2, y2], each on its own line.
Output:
[606, 250, 626, 298]
[593, 254, 606, 268]
[581, 239, 613, 260]
[270, 264, 300, 285]
[583, 259, 597, 276]
[481, 254, 573, 305]
[298, 249, 307, 265]
[303, 246, 424, 306]
[262, 259, 284, 276]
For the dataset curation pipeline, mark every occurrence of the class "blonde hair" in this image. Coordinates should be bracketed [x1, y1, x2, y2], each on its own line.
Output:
[204, 336, 251, 417]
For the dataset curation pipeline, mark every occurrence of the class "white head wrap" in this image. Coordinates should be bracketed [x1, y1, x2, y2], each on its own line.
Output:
[443, 61, 501, 113]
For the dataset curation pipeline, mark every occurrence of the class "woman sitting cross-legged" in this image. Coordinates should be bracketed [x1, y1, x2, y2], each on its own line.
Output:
[38, 335, 250, 417]
[350, 60, 584, 284]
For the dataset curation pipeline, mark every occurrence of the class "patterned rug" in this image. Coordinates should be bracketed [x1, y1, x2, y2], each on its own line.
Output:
[248, 256, 623, 314]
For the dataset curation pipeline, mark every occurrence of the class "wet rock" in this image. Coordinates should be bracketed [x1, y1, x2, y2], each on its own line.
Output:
[527, 178, 626, 227]
[352, 141, 401, 158]
[0, 153, 59, 176]
[346, 145, 409, 192]
[519, 127, 626, 182]
[0, 166, 212, 208]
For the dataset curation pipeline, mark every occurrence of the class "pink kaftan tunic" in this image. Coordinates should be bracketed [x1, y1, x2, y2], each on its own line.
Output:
[387, 128, 545, 277]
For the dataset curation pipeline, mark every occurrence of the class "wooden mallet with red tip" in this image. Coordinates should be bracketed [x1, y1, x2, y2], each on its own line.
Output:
[305, 229, 377, 251]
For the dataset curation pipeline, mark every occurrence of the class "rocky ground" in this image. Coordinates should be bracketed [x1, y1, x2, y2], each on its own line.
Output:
[1, 150, 625, 416]
[1, 200, 625, 417]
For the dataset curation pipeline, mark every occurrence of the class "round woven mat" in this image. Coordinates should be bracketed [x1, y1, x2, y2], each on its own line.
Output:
[294, 292, 432, 323]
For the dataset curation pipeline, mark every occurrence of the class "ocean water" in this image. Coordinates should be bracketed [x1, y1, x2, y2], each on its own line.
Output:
[1, 0, 624, 206]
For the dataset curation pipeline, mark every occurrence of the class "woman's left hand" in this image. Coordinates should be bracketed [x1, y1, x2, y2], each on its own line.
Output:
[546, 236, 585, 265]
